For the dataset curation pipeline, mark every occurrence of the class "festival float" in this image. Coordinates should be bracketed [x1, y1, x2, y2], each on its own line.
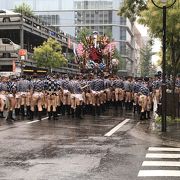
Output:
[75, 31, 119, 74]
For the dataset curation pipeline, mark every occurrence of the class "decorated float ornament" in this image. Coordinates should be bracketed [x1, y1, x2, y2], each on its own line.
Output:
[85, 62, 92, 69]
[76, 33, 117, 72]
[111, 58, 119, 66]
[101, 35, 110, 47]
[93, 31, 98, 48]
[102, 42, 117, 56]
[76, 37, 116, 59]
[86, 60, 96, 69]
[88, 46, 102, 63]
[76, 43, 84, 57]
[95, 63, 99, 68]
[99, 63, 106, 70]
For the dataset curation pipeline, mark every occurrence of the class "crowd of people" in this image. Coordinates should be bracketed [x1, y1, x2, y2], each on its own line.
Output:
[0, 73, 179, 124]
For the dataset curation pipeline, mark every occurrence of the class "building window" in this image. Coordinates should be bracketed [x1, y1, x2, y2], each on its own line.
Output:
[120, 27, 126, 40]
[100, 14, 103, 17]
[120, 17, 126, 25]
[120, 43, 126, 55]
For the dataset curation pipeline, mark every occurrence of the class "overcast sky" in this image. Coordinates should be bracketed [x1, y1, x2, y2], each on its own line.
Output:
[136, 23, 161, 65]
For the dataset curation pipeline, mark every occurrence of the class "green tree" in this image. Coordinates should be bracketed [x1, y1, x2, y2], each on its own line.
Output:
[118, 0, 147, 22]
[113, 48, 123, 70]
[139, 2, 179, 119]
[139, 1, 179, 70]
[149, 64, 157, 77]
[66, 53, 76, 63]
[104, 29, 113, 41]
[118, 1, 179, 72]
[140, 41, 155, 77]
[14, 2, 34, 17]
[76, 27, 92, 46]
[33, 38, 67, 73]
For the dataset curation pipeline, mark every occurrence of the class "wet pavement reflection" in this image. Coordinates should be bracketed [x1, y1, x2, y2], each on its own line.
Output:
[0, 109, 179, 180]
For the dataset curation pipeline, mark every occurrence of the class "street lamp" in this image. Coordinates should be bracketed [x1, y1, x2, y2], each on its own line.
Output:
[151, 0, 176, 132]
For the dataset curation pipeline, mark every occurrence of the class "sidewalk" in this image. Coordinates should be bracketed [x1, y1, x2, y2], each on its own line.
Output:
[136, 118, 180, 145]
[159, 122, 180, 143]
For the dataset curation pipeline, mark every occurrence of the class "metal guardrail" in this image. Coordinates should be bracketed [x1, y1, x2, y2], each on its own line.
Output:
[0, 14, 76, 48]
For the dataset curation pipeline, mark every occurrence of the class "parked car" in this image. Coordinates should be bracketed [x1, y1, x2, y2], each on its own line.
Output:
[0, 9, 21, 22]
[0, 38, 21, 58]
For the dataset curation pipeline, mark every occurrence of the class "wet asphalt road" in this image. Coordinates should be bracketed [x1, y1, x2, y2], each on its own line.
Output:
[0, 108, 179, 180]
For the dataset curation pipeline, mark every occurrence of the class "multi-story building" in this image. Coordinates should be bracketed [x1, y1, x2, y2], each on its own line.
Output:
[0, 0, 142, 75]
[0, 0, 75, 35]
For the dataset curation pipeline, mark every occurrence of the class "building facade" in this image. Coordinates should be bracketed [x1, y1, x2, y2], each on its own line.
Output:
[0, 0, 142, 75]
[0, 0, 75, 36]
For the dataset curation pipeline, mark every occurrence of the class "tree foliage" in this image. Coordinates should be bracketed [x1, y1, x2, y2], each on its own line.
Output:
[76, 27, 92, 46]
[139, 1, 180, 74]
[33, 38, 67, 72]
[140, 41, 155, 76]
[118, 0, 147, 22]
[118, 0, 179, 74]
[14, 2, 35, 17]
[113, 48, 123, 70]
[66, 53, 76, 63]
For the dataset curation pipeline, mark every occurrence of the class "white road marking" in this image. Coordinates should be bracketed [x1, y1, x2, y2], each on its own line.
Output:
[142, 161, 180, 167]
[138, 147, 180, 177]
[27, 117, 48, 124]
[42, 117, 48, 120]
[146, 153, 180, 158]
[138, 170, 180, 177]
[27, 120, 39, 124]
[104, 119, 130, 137]
[149, 147, 180, 152]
